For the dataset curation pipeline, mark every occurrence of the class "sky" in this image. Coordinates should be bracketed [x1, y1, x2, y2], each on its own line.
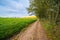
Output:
[0, 0, 30, 17]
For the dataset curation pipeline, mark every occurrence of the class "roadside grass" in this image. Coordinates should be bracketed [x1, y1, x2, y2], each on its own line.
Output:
[0, 17, 37, 40]
[40, 19, 57, 40]
[56, 18, 60, 40]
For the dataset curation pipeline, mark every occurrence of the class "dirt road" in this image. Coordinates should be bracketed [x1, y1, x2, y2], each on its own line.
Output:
[9, 20, 48, 40]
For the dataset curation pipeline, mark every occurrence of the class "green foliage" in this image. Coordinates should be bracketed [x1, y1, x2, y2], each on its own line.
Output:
[27, 0, 60, 23]
[41, 20, 56, 40]
[27, 0, 60, 40]
[0, 18, 36, 40]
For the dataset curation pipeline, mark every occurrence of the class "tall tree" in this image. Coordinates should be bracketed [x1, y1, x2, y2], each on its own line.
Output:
[27, 0, 60, 40]
[27, 0, 60, 23]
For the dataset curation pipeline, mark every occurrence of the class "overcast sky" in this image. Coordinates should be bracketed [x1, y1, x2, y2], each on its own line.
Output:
[0, 0, 30, 17]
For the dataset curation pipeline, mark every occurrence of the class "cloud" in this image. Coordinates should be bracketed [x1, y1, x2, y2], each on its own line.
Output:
[0, 0, 29, 17]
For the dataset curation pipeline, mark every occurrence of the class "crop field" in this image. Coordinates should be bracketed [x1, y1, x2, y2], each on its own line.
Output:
[0, 17, 37, 40]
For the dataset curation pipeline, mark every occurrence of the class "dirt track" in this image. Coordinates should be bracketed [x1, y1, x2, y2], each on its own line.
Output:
[9, 20, 48, 40]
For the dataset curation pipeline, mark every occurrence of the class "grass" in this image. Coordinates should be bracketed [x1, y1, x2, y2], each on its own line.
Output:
[55, 17, 60, 40]
[40, 19, 57, 40]
[40, 18, 60, 40]
[0, 17, 37, 40]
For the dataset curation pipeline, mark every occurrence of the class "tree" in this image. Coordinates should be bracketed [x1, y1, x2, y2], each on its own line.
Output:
[27, 0, 60, 23]
[27, 0, 60, 40]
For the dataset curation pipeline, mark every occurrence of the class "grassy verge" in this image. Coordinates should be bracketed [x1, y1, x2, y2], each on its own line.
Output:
[56, 21, 60, 40]
[0, 17, 37, 40]
[40, 19, 56, 40]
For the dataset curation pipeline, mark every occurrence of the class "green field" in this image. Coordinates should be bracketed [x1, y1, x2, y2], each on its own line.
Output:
[0, 17, 37, 40]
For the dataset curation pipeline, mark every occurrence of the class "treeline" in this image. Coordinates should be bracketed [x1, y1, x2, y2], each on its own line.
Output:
[27, 0, 60, 40]
[27, 0, 60, 24]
